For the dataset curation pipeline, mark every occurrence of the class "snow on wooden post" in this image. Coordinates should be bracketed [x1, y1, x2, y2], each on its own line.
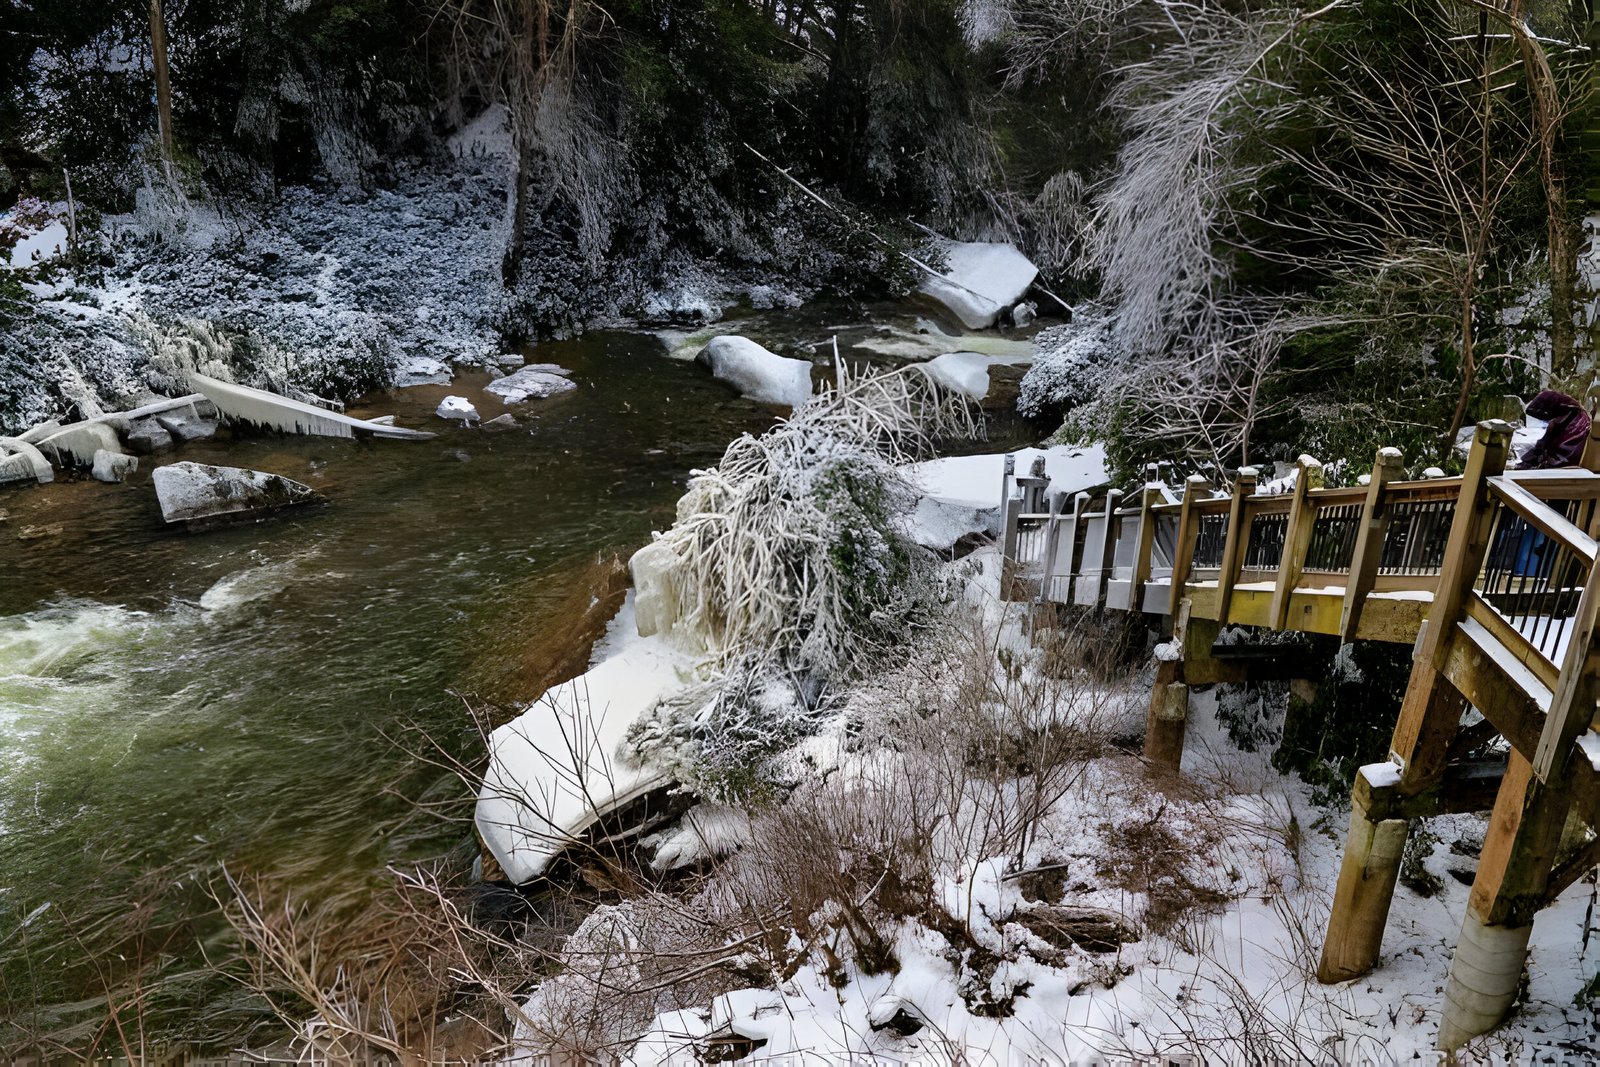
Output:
[1269, 454, 1324, 631]
[1317, 761, 1410, 983]
[1339, 447, 1406, 642]
[1214, 467, 1258, 624]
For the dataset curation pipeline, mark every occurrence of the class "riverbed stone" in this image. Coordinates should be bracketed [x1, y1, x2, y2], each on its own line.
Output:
[483, 413, 521, 431]
[485, 366, 577, 404]
[91, 449, 139, 483]
[155, 414, 219, 443]
[153, 461, 320, 529]
[436, 396, 479, 424]
[125, 418, 176, 455]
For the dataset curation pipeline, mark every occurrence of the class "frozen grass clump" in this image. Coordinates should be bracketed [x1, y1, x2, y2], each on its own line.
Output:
[626, 362, 982, 792]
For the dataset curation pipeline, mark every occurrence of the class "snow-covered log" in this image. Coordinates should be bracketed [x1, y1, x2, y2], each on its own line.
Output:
[189, 372, 434, 440]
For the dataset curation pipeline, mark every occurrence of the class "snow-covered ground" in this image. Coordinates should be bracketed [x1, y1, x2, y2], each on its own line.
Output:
[505, 544, 1598, 1063]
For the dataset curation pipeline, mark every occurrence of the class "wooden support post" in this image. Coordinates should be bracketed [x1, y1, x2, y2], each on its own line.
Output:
[1340, 448, 1405, 642]
[1215, 467, 1258, 625]
[1269, 454, 1325, 630]
[1132, 483, 1164, 612]
[1438, 750, 1573, 1050]
[1144, 664, 1189, 770]
[1319, 422, 1510, 986]
[1167, 476, 1212, 632]
[1318, 763, 1409, 982]
[1391, 421, 1512, 792]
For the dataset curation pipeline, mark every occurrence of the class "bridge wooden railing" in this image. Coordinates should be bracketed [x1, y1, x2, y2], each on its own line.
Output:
[999, 421, 1600, 1052]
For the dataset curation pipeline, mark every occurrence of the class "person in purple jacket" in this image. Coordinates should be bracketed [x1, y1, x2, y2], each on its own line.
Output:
[1502, 390, 1592, 576]
[1517, 390, 1591, 470]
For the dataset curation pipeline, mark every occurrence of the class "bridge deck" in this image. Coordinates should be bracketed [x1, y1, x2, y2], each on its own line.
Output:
[997, 420, 1600, 1049]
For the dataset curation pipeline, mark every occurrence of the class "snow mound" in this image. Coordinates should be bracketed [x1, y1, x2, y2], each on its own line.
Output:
[918, 242, 1039, 330]
[905, 445, 1109, 511]
[695, 336, 813, 408]
[917, 351, 991, 400]
[484, 366, 578, 404]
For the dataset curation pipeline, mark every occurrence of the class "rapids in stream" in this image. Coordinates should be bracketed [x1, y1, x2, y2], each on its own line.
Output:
[0, 308, 1038, 1050]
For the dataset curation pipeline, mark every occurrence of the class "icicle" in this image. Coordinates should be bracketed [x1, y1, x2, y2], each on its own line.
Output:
[188, 373, 434, 440]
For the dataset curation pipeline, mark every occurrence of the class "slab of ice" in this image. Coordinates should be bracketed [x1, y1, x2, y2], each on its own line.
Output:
[918, 242, 1039, 330]
[394, 355, 452, 387]
[695, 336, 813, 408]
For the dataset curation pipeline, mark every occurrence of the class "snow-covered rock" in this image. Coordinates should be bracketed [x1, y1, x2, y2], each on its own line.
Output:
[918, 351, 992, 400]
[695, 336, 813, 408]
[482, 413, 520, 432]
[435, 396, 478, 424]
[123, 418, 175, 455]
[394, 355, 452, 387]
[475, 595, 694, 884]
[1013, 301, 1037, 328]
[154, 413, 218, 443]
[152, 461, 319, 528]
[902, 496, 992, 553]
[918, 242, 1039, 330]
[90, 449, 138, 483]
[484, 366, 577, 404]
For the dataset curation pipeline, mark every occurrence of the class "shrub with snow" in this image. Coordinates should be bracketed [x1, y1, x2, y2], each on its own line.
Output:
[1016, 312, 1120, 419]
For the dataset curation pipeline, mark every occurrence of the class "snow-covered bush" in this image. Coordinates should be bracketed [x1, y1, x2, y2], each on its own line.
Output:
[625, 363, 982, 797]
[1016, 310, 1120, 418]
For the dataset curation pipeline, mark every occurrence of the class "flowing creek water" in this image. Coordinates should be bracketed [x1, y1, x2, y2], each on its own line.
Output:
[0, 305, 1040, 1050]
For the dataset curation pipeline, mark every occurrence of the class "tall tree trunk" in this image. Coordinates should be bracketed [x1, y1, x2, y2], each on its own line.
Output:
[149, 0, 175, 161]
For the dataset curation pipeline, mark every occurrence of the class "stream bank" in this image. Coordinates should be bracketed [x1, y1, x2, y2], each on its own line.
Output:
[0, 305, 1046, 1054]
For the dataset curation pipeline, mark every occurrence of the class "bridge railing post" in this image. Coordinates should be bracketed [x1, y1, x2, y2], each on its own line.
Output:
[1165, 474, 1212, 635]
[1339, 447, 1406, 642]
[1214, 466, 1258, 624]
[1269, 454, 1324, 630]
[1318, 420, 1510, 986]
[1131, 481, 1165, 612]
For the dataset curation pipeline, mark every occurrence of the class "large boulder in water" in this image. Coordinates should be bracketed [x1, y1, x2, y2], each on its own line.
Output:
[918, 242, 1039, 330]
[695, 336, 813, 408]
[153, 461, 319, 529]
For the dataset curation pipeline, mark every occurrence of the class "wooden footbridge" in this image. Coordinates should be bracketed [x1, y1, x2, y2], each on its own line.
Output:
[999, 421, 1600, 1050]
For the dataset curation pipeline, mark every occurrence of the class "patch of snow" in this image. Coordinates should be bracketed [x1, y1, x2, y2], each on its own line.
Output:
[904, 445, 1109, 511]
[918, 241, 1038, 330]
[900, 496, 992, 552]
[695, 336, 813, 408]
[8, 221, 69, 268]
[1360, 760, 1402, 789]
[447, 104, 512, 161]
[917, 351, 992, 400]
[1578, 731, 1600, 772]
